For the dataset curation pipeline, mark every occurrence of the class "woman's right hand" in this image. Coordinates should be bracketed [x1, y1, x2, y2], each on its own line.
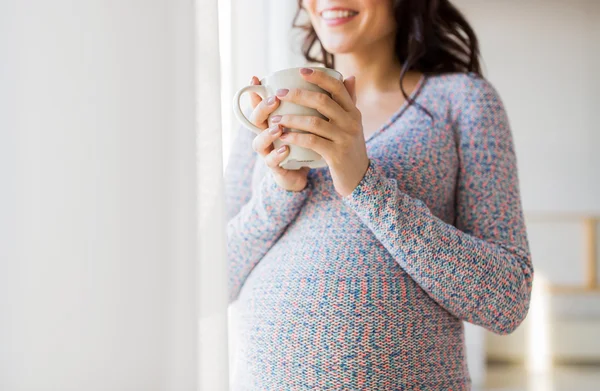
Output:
[248, 76, 310, 192]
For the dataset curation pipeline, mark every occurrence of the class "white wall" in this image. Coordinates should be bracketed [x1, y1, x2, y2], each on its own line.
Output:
[0, 1, 200, 390]
[455, 0, 600, 213]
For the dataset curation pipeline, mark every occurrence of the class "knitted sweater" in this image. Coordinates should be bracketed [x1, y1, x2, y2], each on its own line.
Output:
[225, 73, 533, 391]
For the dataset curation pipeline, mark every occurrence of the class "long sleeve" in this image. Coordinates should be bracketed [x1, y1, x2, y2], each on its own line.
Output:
[342, 77, 533, 335]
[225, 125, 257, 221]
[225, 126, 311, 303]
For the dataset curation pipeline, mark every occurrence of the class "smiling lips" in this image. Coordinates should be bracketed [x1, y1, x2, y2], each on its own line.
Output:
[320, 8, 359, 26]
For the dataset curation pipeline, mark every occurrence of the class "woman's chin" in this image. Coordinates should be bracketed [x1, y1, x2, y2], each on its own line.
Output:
[321, 41, 359, 56]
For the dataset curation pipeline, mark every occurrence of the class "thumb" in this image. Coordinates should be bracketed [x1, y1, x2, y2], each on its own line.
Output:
[249, 76, 262, 108]
[343, 76, 357, 105]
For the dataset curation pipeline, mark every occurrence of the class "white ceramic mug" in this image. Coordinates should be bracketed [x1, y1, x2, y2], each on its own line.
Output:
[232, 67, 343, 170]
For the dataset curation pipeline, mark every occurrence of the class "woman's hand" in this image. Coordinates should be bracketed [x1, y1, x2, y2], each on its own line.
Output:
[247, 76, 310, 192]
[275, 68, 369, 197]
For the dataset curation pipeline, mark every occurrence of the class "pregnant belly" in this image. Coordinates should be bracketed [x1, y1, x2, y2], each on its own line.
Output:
[235, 234, 468, 389]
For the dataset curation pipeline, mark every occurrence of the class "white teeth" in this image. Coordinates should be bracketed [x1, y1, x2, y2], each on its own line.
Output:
[321, 10, 357, 20]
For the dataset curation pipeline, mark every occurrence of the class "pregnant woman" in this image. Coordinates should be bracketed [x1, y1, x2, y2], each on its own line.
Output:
[226, 0, 533, 389]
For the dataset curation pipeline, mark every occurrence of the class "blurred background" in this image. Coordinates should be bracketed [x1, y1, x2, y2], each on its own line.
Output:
[2, 0, 599, 390]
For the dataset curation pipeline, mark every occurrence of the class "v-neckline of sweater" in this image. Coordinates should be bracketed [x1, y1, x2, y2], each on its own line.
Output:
[364, 73, 428, 145]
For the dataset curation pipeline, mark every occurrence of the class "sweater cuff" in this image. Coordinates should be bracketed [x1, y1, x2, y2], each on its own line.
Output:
[259, 170, 312, 209]
[342, 159, 387, 209]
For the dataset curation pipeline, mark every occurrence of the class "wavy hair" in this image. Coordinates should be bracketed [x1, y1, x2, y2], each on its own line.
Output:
[293, 0, 482, 106]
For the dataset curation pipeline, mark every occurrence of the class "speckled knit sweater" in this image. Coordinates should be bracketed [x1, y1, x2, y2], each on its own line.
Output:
[225, 73, 533, 391]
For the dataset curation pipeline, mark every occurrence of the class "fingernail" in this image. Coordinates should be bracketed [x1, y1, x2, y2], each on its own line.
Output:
[269, 125, 281, 135]
[271, 115, 282, 124]
[276, 89, 289, 97]
[300, 68, 314, 75]
[267, 96, 277, 105]
[249, 76, 256, 84]
[277, 146, 287, 154]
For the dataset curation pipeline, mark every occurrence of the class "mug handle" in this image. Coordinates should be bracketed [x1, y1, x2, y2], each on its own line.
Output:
[232, 85, 268, 134]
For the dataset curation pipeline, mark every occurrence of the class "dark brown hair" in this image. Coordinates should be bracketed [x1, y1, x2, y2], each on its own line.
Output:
[293, 0, 482, 106]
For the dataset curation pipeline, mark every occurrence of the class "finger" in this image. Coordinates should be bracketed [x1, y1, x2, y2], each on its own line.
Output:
[252, 125, 282, 156]
[249, 76, 262, 109]
[299, 68, 355, 112]
[275, 88, 346, 123]
[249, 95, 280, 128]
[272, 114, 337, 141]
[344, 76, 357, 105]
[279, 130, 332, 158]
[264, 144, 291, 171]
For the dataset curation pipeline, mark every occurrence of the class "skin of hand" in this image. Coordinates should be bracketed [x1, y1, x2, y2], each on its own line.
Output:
[274, 68, 369, 197]
[247, 76, 310, 192]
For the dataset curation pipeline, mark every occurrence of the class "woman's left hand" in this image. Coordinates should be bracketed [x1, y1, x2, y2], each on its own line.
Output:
[274, 68, 369, 197]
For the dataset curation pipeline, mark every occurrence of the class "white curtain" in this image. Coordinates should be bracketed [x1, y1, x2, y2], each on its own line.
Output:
[197, 1, 230, 390]
[0, 0, 228, 390]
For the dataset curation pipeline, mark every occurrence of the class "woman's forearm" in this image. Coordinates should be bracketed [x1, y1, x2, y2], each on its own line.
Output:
[227, 172, 311, 303]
